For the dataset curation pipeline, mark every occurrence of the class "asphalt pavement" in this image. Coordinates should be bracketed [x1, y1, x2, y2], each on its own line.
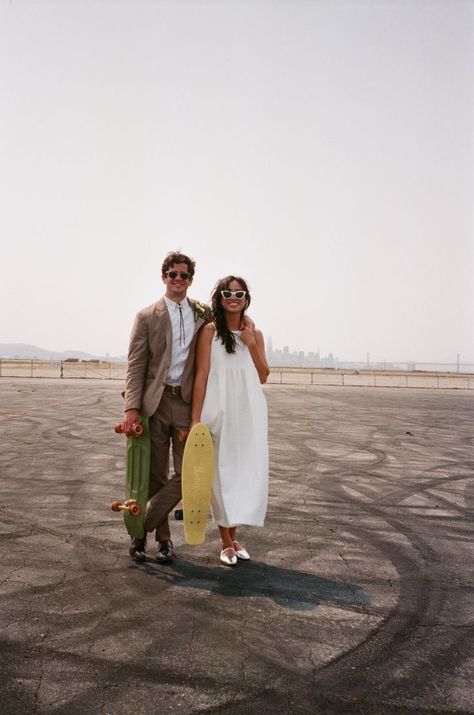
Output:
[0, 378, 473, 714]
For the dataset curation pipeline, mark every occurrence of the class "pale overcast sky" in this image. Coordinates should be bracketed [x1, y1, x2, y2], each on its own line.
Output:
[1, 0, 473, 364]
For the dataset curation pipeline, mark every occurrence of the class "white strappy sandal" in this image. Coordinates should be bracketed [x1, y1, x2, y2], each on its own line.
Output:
[232, 541, 250, 560]
[220, 547, 237, 566]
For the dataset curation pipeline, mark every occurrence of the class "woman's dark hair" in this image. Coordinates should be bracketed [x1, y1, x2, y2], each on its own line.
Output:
[211, 276, 251, 354]
[161, 251, 196, 277]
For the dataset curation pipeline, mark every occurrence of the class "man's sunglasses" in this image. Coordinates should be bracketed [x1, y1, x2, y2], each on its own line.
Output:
[165, 271, 191, 280]
[221, 290, 246, 300]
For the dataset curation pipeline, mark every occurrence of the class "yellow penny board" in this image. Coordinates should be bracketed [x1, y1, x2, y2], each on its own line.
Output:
[181, 423, 214, 545]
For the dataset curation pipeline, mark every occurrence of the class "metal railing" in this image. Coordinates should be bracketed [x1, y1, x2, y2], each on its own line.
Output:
[0, 359, 473, 389]
[0, 359, 127, 380]
[267, 367, 473, 390]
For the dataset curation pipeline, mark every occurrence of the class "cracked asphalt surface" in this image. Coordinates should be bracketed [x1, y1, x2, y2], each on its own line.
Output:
[1, 378, 473, 714]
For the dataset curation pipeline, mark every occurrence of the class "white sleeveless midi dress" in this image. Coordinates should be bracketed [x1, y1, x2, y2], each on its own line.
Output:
[201, 332, 268, 527]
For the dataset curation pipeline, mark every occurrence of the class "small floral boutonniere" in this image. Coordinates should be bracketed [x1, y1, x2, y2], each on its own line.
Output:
[193, 301, 206, 321]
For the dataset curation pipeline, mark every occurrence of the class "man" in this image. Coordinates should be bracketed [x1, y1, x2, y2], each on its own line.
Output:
[123, 251, 211, 563]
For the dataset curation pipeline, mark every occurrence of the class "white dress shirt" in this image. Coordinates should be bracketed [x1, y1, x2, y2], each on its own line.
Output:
[164, 296, 196, 386]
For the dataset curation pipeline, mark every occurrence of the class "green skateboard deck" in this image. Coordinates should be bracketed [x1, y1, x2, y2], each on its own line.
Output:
[111, 417, 150, 539]
[182, 423, 214, 545]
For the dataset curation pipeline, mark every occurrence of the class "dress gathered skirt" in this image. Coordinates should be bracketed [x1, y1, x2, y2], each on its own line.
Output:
[201, 332, 268, 527]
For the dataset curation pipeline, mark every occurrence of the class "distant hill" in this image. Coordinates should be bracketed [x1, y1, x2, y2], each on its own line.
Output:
[0, 343, 126, 362]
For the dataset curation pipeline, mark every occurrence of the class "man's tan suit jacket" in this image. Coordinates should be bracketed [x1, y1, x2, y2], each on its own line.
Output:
[124, 297, 209, 416]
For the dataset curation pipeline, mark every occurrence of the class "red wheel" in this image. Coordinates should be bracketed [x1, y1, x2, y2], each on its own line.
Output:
[129, 503, 141, 517]
[133, 423, 143, 436]
[111, 500, 122, 512]
[113, 423, 124, 434]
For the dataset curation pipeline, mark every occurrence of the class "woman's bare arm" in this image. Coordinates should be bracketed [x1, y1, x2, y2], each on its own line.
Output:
[240, 328, 270, 383]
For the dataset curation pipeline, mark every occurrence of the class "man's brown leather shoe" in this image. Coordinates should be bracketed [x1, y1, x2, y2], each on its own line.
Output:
[156, 539, 174, 563]
[129, 535, 146, 562]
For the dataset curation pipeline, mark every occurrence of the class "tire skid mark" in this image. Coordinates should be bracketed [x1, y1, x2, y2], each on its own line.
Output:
[377, 466, 474, 510]
[310, 468, 473, 705]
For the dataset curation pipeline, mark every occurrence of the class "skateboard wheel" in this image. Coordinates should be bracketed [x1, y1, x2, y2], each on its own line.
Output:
[113, 423, 124, 434]
[111, 500, 122, 512]
[128, 503, 141, 517]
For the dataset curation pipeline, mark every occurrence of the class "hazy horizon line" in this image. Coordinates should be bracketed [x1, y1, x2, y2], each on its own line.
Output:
[0, 340, 472, 369]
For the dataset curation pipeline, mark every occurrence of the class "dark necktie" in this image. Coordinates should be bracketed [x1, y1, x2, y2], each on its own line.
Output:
[177, 303, 185, 346]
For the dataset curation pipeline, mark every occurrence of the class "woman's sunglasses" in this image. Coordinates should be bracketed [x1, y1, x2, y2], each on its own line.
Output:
[165, 271, 191, 280]
[220, 290, 246, 300]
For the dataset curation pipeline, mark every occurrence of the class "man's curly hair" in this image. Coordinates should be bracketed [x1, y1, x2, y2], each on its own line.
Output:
[161, 251, 196, 277]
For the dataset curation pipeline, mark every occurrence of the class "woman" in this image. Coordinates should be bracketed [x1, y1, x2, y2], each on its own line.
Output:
[191, 276, 270, 566]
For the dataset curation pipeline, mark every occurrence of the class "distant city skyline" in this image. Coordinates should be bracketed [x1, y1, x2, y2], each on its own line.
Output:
[265, 337, 473, 373]
[1, 340, 472, 374]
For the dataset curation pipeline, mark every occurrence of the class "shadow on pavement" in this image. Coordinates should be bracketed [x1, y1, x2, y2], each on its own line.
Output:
[134, 557, 371, 611]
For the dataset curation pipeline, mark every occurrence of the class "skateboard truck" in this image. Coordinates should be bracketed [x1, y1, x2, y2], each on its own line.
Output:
[114, 423, 143, 437]
[111, 499, 141, 517]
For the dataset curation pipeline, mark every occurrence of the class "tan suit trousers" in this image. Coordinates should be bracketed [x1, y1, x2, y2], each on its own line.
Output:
[145, 389, 191, 541]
